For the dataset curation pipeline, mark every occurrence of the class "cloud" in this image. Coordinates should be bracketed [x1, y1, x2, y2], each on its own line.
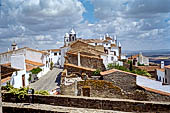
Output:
[0, 0, 85, 52]
[83, 0, 170, 51]
[0, 0, 170, 53]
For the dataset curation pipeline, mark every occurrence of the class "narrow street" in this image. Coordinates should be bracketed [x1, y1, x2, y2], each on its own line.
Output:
[29, 68, 63, 91]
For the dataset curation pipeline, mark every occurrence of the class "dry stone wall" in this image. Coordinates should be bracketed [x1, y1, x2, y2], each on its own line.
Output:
[103, 71, 137, 92]
[2, 92, 170, 112]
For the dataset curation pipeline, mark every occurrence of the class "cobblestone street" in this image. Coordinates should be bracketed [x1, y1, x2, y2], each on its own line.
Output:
[29, 68, 62, 91]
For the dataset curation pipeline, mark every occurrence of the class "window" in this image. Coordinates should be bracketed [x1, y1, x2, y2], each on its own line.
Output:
[165, 70, 167, 75]
[95, 43, 97, 46]
[54, 53, 57, 56]
[111, 57, 114, 61]
[165, 78, 167, 83]
[59, 52, 61, 55]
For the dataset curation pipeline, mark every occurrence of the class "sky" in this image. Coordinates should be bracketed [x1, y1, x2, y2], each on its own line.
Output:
[0, 0, 170, 52]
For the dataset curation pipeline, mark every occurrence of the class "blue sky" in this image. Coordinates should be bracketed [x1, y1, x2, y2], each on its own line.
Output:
[0, 0, 170, 52]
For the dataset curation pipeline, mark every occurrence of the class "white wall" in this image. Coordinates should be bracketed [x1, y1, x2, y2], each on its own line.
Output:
[60, 47, 70, 67]
[156, 70, 165, 82]
[10, 70, 26, 88]
[26, 49, 43, 63]
[136, 75, 170, 94]
[0, 48, 26, 64]
[11, 54, 25, 70]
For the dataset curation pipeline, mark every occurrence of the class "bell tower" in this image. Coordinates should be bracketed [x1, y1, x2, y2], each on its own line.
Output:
[11, 41, 18, 51]
[69, 28, 76, 42]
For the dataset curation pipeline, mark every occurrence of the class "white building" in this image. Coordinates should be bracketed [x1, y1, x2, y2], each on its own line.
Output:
[0, 43, 50, 88]
[138, 52, 149, 66]
[156, 61, 165, 83]
[44, 49, 61, 67]
[60, 29, 124, 68]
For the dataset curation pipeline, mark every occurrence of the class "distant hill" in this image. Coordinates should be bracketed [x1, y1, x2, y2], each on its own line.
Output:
[123, 49, 170, 57]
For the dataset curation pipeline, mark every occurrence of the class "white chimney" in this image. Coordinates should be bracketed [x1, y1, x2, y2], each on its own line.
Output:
[161, 61, 164, 69]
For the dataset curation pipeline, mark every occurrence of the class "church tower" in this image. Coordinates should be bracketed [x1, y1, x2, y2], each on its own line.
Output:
[11, 41, 18, 51]
[64, 33, 69, 46]
[69, 28, 76, 42]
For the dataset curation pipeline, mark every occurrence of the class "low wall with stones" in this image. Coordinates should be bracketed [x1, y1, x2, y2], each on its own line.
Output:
[103, 71, 137, 92]
[3, 106, 66, 113]
[2, 92, 170, 112]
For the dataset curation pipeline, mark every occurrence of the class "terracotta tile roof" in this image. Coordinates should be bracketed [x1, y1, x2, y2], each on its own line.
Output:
[156, 68, 165, 72]
[136, 66, 159, 72]
[26, 64, 36, 72]
[103, 40, 109, 43]
[140, 85, 170, 96]
[50, 49, 60, 52]
[69, 40, 106, 55]
[2, 63, 11, 67]
[25, 60, 44, 67]
[0, 47, 48, 55]
[82, 39, 104, 43]
[100, 69, 117, 75]
[165, 65, 170, 69]
[129, 54, 139, 59]
[64, 63, 96, 72]
[1, 76, 11, 84]
[106, 37, 112, 40]
[101, 68, 139, 76]
[27, 48, 48, 54]
[66, 52, 102, 60]
[111, 44, 116, 47]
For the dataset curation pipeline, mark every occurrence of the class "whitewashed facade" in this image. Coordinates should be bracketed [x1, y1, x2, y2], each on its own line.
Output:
[0, 45, 50, 88]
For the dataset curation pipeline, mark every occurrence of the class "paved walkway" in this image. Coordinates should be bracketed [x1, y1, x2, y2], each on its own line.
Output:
[3, 102, 133, 113]
[29, 68, 62, 91]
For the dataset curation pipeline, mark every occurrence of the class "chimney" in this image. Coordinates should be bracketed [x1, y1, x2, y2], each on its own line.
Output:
[161, 61, 164, 69]
[78, 52, 81, 66]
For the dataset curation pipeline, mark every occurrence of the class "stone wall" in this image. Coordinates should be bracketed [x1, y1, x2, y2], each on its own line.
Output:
[2, 93, 170, 112]
[3, 106, 65, 113]
[103, 71, 137, 92]
[64, 63, 95, 76]
[66, 53, 106, 71]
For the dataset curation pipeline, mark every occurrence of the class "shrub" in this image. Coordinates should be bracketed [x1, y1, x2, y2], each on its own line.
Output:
[50, 61, 54, 70]
[31, 67, 42, 74]
[138, 62, 145, 66]
[93, 69, 101, 76]
[107, 63, 115, 70]
[35, 90, 49, 95]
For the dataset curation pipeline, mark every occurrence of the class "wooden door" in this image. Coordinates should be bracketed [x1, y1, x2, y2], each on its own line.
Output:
[22, 74, 25, 87]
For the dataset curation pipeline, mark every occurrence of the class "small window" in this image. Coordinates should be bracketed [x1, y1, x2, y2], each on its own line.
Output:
[111, 57, 114, 61]
[54, 53, 57, 56]
[95, 43, 97, 45]
[165, 70, 167, 75]
[165, 78, 167, 83]
[106, 43, 108, 46]
[59, 52, 61, 55]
